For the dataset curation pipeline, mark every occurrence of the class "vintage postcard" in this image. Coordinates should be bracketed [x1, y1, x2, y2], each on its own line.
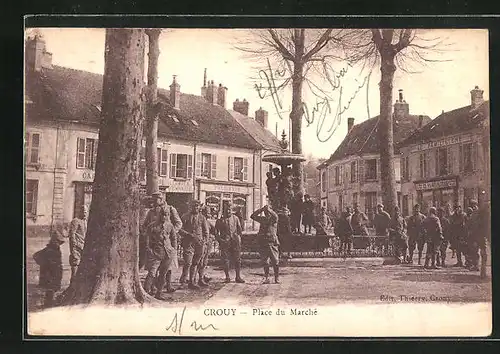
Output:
[25, 27, 491, 337]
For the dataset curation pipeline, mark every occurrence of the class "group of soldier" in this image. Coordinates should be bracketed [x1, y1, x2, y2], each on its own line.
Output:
[332, 199, 488, 275]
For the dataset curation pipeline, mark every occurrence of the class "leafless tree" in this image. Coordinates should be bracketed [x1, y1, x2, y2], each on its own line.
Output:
[234, 29, 351, 195]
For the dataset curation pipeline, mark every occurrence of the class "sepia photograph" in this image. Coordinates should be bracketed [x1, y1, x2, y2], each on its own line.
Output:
[24, 26, 491, 337]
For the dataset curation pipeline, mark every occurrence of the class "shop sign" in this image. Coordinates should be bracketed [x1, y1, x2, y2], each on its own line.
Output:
[415, 178, 457, 191]
[411, 135, 472, 152]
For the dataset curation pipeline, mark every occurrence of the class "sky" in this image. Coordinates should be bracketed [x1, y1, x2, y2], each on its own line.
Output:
[30, 28, 489, 159]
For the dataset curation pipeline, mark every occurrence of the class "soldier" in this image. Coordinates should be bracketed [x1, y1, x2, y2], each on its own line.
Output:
[389, 206, 408, 264]
[200, 205, 216, 284]
[302, 194, 315, 234]
[179, 200, 209, 290]
[289, 193, 303, 233]
[450, 204, 468, 267]
[215, 203, 245, 283]
[467, 200, 486, 273]
[437, 207, 451, 267]
[142, 193, 179, 299]
[335, 208, 353, 255]
[422, 207, 443, 269]
[464, 206, 474, 268]
[251, 205, 280, 284]
[407, 204, 426, 265]
[68, 206, 88, 285]
[350, 203, 369, 236]
[373, 203, 391, 254]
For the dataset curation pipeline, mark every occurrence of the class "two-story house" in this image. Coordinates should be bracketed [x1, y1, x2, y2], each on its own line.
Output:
[317, 90, 431, 221]
[398, 86, 489, 215]
[25, 35, 280, 236]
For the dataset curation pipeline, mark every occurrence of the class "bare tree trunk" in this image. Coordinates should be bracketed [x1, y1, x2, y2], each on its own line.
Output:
[145, 29, 161, 195]
[62, 29, 153, 305]
[290, 29, 305, 195]
[378, 54, 398, 215]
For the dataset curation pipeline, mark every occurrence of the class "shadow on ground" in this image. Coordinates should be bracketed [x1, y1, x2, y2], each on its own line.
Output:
[393, 271, 490, 284]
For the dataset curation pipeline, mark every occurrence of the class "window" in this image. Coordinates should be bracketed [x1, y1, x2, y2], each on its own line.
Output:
[365, 159, 377, 180]
[364, 192, 377, 223]
[350, 161, 357, 183]
[419, 152, 428, 179]
[25, 132, 40, 165]
[196, 153, 217, 179]
[338, 194, 343, 212]
[170, 153, 193, 179]
[435, 147, 449, 176]
[321, 170, 326, 192]
[229, 156, 248, 181]
[158, 148, 168, 177]
[26, 179, 38, 215]
[334, 166, 340, 185]
[460, 142, 477, 173]
[401, 156, 410, 181]
[402, 195, 409, 216]
[353, 192, 358, 206]
[77, 137, 97, 169]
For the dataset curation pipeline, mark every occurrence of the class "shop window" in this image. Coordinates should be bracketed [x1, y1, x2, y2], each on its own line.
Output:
[25, 132, 41, 165]
[26, 179, 38, 215]
[170, 153, 193, 179]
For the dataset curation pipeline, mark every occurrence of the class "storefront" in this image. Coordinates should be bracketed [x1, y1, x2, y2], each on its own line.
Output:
[73, 181, 93, 218]
[415, 176, 458, 213]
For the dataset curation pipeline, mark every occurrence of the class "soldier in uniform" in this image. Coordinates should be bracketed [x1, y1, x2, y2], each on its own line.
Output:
[350, 203, 369, 236]
[389, 206, 408, 264]
[142, 193, 179, 299]
[302, 194, 315, 234]
[251, 205, 280, 284]
[373, 203, 391, 254]
[68, 206, 88, 285]
[179, 200, 209, 290]
[437, 207, 451, 267]
[199, 205, 216, 284]
[407, 204, 426, 265]
[215, 203, 245, 283]
[467, 200, 486, 273]
[450, 204, 468, 267]
[422, 207, 443, 269]
[335, 209, 353, 255]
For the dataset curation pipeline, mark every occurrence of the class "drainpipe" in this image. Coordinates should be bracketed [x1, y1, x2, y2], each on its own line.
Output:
[193, 143, 198, 200]
[50, 123, 61, 231]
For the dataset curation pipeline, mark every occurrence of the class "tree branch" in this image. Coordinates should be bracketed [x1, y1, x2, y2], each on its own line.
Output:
[393, 29, 413, 53]
[371, 29, 383, 51]
[268, 29, 295, 61]
[302, 29, 334, 62]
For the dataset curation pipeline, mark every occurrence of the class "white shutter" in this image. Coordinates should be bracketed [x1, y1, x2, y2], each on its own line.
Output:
[93, 139, 98, 170]
[243, 158, 248, 181]
[228, 156, 234, 180]
[160, 149, 168, 176]
[211, 154, 217, 179]
[195, 152, 202, 177]
[77, 137, 85, 168]
[170, 153, 177, 178]
[187, 155, 193, 178]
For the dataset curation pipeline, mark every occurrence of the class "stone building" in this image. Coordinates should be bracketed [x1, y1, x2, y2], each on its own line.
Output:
[24, 35, 280, 235]
[317, 90, 431, 222]
[398, 86, 490, 215]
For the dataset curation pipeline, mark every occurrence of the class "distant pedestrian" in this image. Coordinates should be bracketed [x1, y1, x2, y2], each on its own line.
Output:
[437, 207, 451, 267]
[68, 206, 88, 284]
[466, 200, 487, 274]
[407, 204, 426, 265]
[199, 205, 216, 284]
[450, 204, 468, 267]
[350, 203, 369, 235]
[335, 209, 353, 255]
[290, 193, 303, 233]
[215, 203, 245, 283]
[373, 203, 391, 253]
[389, 206, 408, 264]
[422, 207, 443, 269]
[302, 194, 315, 234]
[251, 205, 280, 284]
[316, 207, 333, 236]
[179, 200, 209, 290]
[33, 225, 67, 308]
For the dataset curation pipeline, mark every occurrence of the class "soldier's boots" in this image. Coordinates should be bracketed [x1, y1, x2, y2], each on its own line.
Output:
[273, 265, 280, 284]
[235, 266, 245, 283]
[262, 277, 271, 284]
[198, 278, 209, 287]
[188, 282, 200, 290]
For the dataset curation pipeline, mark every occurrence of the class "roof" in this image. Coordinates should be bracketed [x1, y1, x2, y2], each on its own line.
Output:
[400, 101, 490, 146]
[25, 65, 263, 150]
[228, 109, 281, 152]
[320, 113, 431, 167]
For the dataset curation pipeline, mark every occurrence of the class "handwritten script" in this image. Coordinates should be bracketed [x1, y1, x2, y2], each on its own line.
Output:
[165, 306, 219, 335]
[254, 58, 372, 143]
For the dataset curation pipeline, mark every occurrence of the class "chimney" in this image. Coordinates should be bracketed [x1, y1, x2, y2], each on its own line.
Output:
[201, 68, 207, 98]
[217, 83, 227, 108]
[206, 80, 218, 105]
[233, 98, 249, 116]
[393, 89, 409, 119]
[25, 34, 53, 72]
[169, 75, 181, 110]
[470, 86, 484, 109]
[347, 117, 355, 133]
[255, 107, 269, 129]
[418, 115, 424, 128]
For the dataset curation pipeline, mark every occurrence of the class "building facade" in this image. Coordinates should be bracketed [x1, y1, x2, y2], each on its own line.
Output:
[317, 90, 431, 221]
[25, 35, 280, 235]
[399, 87, 490, 215]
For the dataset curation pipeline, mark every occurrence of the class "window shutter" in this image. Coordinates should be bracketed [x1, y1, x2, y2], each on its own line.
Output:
[30, 133, 40, 164]
[472, 142, 478, 171]
[211, 154, 217, 179]
[170, 153, 177, 178]
[376, 158, 381, 181]
[359, 160, 364, 184]
[93, 139, 98, 170]
[77, 138, 85, 168]
[195, 153, 202, 177]
[447, 146, 453, 175]
[459, 145, 464, 172]
[187, 154, 193, 178]
[435, 149, 440, 176]
[25, 132, 30, 157]
[243, 158, 248, 181]
[228, 156, 234, 180]
[32, 181, 38, 215]
[160, 149, 168, 176]
[157, 147, 162, 175]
